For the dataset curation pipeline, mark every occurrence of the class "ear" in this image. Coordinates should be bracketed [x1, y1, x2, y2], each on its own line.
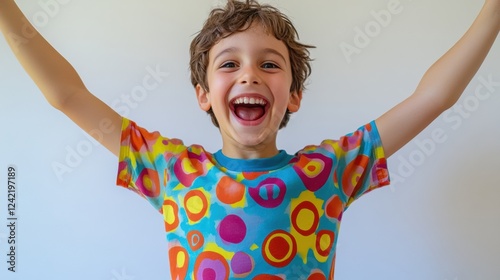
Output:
[287, 90, 302, 113]
[195, 84, 211, 111]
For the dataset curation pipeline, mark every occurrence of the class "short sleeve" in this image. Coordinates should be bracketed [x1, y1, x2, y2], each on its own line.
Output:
[320, 121, 390, 207]
[116, 118, 186, 212]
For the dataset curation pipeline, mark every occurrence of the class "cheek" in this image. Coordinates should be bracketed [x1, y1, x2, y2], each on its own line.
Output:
[209, 75, 232, 95]
[207, 76, 232, 111]
[270, 75, 293, 91]
[271, 83, 293, 102]
[270, 92, 291, 114]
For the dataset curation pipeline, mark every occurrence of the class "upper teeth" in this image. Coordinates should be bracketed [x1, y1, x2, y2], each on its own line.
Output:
[233, 97, 267, 105]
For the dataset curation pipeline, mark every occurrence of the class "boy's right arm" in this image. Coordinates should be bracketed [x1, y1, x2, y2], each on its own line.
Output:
[0, 0, 122, 156]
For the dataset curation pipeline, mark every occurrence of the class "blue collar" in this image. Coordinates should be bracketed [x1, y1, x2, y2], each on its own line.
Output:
[213, 150, 293, 172]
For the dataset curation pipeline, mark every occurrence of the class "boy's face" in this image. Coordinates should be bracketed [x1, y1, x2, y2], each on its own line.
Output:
[196, 22, 302, 159]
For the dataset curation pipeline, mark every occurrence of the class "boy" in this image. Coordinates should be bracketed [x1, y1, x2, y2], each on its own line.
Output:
[1, 0, 499, 279]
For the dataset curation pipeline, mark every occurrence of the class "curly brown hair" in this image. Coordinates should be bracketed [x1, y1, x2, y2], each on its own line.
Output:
[189, 0, 314, 128]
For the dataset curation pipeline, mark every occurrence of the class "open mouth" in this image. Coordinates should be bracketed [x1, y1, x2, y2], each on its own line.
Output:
[230, 96, 268, 122]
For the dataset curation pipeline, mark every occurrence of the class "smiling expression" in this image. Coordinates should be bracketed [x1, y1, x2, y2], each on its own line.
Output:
[196, 22, 302, 159]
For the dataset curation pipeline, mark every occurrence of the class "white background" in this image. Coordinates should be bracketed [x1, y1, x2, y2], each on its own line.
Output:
[0, 0, 499, 279]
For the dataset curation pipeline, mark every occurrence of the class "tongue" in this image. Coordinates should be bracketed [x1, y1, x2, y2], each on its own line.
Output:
[234, 105, 265, 121]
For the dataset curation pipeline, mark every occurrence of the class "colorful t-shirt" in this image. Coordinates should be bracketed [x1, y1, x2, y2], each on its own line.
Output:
[116, 118, 390, 279]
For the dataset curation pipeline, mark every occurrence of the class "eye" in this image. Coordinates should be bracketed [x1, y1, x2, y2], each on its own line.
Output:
[220, 61, 237, 68]
[261, 62, 280, 69]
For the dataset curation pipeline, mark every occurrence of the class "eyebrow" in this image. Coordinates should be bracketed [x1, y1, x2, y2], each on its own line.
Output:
[213, 47, 288, 65]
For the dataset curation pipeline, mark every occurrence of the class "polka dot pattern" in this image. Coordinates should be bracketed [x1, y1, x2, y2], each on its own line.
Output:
[194, 251, 229, 280]
[262, 230, 297, 268]
[248, 178, 286, 208]
[216, 176, 246, 206]
[187, 230, 205, 251]
[117, 118, 390, 279]
[184, 189, 210, 224]
[218, 215, 246, 244]
[230, 252, 254, 277]
[163, 199, 179, 232]
[136, 168, 160, 198]
[168, 246, 188, 280]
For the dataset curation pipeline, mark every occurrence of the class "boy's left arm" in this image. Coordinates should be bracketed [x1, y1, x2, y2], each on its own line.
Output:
[376, 0, 500, 157]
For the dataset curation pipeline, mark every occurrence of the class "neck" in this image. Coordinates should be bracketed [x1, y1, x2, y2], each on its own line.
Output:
[221, 143, 279, 159]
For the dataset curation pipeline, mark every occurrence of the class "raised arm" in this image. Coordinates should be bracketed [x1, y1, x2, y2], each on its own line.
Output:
[376, 0, 500, 157]
[0, 0, 122, 156]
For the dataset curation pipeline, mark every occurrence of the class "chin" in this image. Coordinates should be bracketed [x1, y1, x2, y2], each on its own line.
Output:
[235, 135, 265, 147]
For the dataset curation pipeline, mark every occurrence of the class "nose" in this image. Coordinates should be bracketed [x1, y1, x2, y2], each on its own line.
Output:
[239, 65, 261, 85]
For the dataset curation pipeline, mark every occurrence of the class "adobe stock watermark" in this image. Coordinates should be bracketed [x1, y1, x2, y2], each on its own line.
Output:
[339, 0, 412, 64]
[390, 74, 500, 186]
[51, 64, 170, 182]
[0, 231, 7, 243]
[111, 267, 135, 280]
[6, 0, 72, 53]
